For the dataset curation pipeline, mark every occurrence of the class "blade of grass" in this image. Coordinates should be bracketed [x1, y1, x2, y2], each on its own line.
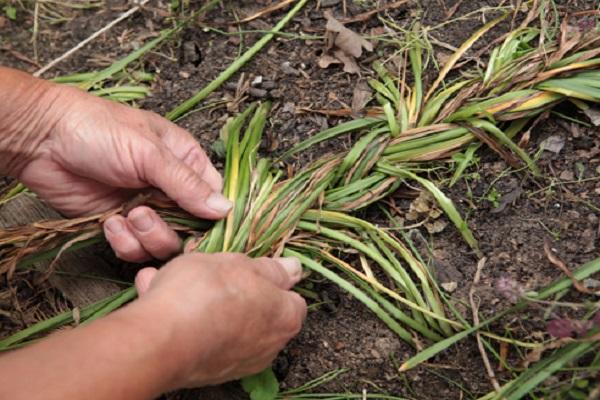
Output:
[425, 14, 507, 102]
[377, 164, 479, 253]
[166, 0, 309, 121]
[399, 256, 600, 371]
[285, 248, 415, 345]
[279, 118, 383, 160]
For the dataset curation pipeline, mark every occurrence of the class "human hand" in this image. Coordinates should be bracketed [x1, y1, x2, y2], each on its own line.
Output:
[130, 253, 307, 388]
[8, 76, 230, 262]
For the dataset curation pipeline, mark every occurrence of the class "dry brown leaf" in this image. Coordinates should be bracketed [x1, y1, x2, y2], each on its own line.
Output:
[325, 11, 373, 57]
[351, 80, 372, 116]
[318, 11, 373, 75]
[317, 54, 341, 69]
[334, 49, 360, 74]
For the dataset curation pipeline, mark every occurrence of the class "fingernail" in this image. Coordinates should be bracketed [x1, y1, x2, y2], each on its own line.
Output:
[206, 193, 233, 214]
[276, 257, 302, 281]
[130, 208, 154, 232]
[204, 166, 224, 192]
[105, 218, 124, 234]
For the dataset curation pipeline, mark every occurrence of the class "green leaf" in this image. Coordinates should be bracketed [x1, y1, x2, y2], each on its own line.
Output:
[210, 138, 226, 159]
[242, 368, 280, 400]
[4, 5, 16, 20]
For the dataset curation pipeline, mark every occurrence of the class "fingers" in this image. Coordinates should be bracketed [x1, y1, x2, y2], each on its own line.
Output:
[127, 207, 181, 259]
[135, 267, 158, 295]
[150, 115, 223, 192]
[248, 257, 303, 290]
[104, 207, 181, 262]
[104, 215, 151, 262]
[143, 148, 232, 220]
[277, 290, 307, 338]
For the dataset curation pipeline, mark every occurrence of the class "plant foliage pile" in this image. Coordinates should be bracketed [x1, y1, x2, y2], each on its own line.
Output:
[1, 2, 600, 399]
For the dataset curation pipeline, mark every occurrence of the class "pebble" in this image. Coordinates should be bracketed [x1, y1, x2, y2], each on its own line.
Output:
[262, 81, 277, 90]
[281, 61, 301, 76]
[249, 88, 268, 98]
[559, 170, 575, 181]
[251, 75, 263, 87]
[441, 282, 458, 293]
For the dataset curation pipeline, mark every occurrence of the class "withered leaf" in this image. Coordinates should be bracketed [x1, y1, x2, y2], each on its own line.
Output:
[583, 107, 600, 126]
[318, 11, 373, 75]
[334, 49, 360, 74]
[325, 11, 373, 58]
[351, 80, 372, 116]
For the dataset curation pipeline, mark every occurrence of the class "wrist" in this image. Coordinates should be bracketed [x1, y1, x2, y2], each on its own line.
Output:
[113, 297, 198, 392]
[0, 67, 66, 177]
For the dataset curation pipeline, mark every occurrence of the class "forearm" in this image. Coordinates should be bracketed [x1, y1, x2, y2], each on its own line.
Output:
[0, 301, 179, 400]
[0, 66, 63, 176]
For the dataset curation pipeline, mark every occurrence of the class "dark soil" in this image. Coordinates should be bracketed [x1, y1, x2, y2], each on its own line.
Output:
[1, 1, 599, 399]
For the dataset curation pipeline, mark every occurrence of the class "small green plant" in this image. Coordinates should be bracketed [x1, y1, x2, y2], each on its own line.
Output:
[486, 187, 501, 209]
[2, 4, 600, 400]
[3, 4, 16, 20]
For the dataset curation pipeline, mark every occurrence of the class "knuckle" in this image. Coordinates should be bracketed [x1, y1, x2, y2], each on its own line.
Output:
[220, 253, 250, 269]
[281, 295, 305, 337]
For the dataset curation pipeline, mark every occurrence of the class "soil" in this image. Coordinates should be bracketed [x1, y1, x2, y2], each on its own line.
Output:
[1, 1, 599, 399]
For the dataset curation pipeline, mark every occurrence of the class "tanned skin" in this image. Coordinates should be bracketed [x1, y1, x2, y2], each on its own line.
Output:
[0, 67, 307, 400]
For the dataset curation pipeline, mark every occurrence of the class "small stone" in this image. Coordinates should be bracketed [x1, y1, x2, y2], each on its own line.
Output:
[281, 61, 300, 76]
[178, 71, 190, 79]
[559, 170, 575, 181]
[370, 349, 382, 359]
[262, 81, 277, 90]
[583, 278, 600, 289]
[566, 210, 580, 220]
[441, 282, 458, 293]
[282, 102, 296, 114]
[249, 88, 268, 98]
[251, 75, 263, 87]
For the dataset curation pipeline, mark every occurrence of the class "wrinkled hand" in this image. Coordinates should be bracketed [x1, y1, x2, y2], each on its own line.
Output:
[131, 253, 307, 388]
[17, 84, 231, 262]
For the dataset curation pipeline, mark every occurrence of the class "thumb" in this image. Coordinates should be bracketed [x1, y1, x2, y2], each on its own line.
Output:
[143, 148, 232, 219]
[135, 267, 158, 296]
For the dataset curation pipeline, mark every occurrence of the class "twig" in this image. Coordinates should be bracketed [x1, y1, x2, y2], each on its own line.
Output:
[235, 0, 294, 24]
[543, 238, 599, 295]
[0, 45, 41, 68]
[32, 1, 39, 63]
[469, 257, 503, 394]
[166, 0, 310, 121]
[340, 0, 408, 24]
[444, 0, 464, 20]
[33, 0, 150, 77]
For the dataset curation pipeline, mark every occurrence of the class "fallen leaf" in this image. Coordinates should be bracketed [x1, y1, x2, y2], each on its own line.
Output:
[425, 219, 447, 234]
[318, 11, 373, 75]
[406, 191, 447, 233]
[583, 107, 600, 126]
[351, 80, 372, 116]
[540, 135, 565, 154]
[491, 187, 522, 213]
[317, 54, 340, 69]
[325, 11, 373, 57]
[334, 49, 360, 74]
